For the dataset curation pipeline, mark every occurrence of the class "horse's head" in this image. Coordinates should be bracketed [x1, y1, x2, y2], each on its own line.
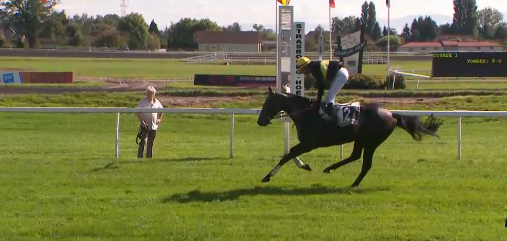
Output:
[257, 86, 314, 126]
[257, 86, 286, 126]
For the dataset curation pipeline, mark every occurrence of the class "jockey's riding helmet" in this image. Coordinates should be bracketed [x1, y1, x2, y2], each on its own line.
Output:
[296, 56, 311, 71]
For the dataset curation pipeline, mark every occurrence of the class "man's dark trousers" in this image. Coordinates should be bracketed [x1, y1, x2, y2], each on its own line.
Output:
[138, 130, 157, 158]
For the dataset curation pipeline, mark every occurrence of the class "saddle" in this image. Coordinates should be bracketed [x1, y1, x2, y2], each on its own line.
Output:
[319, 100, 360, 127]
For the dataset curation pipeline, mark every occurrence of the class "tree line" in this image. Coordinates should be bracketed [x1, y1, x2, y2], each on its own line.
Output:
[0, 0, 505, 50]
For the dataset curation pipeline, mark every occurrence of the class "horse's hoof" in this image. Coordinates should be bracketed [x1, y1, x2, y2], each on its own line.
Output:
[350, 184, 359, 188]
[323, 168, 332, 173]
[261, 175, 271, 183]
[301, 164, 312, 171]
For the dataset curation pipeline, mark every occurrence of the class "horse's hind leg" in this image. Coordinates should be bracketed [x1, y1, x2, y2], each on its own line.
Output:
[323, 140, 364, 173]
[261, 143, 313, 183]
[350, 144, 378, 188]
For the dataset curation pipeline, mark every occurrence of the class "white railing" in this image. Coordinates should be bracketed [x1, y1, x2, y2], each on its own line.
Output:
[1, 107, 506, 160]
[389, 69, 431, 89]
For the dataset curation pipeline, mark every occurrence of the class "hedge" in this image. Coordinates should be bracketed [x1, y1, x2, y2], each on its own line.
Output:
[304, 72, 406, 90]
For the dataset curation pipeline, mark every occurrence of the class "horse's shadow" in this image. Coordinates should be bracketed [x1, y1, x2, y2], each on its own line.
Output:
[163, 184, 389, 203]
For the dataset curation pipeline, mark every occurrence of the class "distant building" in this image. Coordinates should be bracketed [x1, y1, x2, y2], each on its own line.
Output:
[193, 31, 263, 52]
[399, 40, 504, 52]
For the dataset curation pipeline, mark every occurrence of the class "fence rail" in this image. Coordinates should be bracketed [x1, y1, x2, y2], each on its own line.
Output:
[1, 107, 506, 160]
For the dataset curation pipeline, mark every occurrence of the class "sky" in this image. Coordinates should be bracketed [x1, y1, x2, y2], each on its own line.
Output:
[54, 0, 507, 32]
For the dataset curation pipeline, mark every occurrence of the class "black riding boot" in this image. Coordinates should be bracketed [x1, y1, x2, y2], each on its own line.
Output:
[325, 102, 335, 116]
[320, 102, 335, 117]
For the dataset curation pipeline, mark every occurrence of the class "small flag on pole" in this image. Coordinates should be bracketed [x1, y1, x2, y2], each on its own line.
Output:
[277, 0, 290, 5]
[329, 0, 335, 8]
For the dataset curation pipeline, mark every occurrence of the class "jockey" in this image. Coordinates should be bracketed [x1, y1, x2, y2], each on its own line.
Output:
[295, 56, 349, 117]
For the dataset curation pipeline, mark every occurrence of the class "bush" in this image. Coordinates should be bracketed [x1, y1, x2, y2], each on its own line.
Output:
[301, 72, 406, 90]
[345, 74, 386, 89]
[15, 37, 25, 48]
[384, 73, 406, 89]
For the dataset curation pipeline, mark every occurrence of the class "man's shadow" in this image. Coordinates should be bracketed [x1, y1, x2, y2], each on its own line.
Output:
[88, 157, 226, 172]
[163, 184, 389, 203]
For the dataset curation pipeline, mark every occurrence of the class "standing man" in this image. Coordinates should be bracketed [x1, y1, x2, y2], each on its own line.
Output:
[136, 85, 164, 159]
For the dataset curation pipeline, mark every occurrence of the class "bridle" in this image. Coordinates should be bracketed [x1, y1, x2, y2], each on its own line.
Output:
[265, 94, 320, 126]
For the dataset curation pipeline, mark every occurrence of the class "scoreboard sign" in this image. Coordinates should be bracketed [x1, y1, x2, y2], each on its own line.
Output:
[431, 51, 506, 78]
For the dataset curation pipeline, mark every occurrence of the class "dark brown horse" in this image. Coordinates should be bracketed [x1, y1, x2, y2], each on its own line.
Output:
[256, 87, 443, 187]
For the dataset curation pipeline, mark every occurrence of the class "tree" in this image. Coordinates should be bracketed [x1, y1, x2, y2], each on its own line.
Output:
[147, 33, 161, 50]
[360, 1, 368, 27]
[366, 1, 377, 35]
[478, 7, 503, 28]
[401, 23, 411, 40]
[371, 22, 382, 40]
[451, 0, 479, 35]
[223, 22, 241, 31]
[252, 23, 265, 31]
[148, 19, 160, 36]
[494, 24, 507, 42]
[1, 0, 61, 48]
[376, 35, 402, 47]
[332, 16, 356, 35]
[354, 17, 362, 31]
[410, 19, 420, 41]
[409, 16, 438, 41]
[167, 18, 221, 49]
[40, 10, 67, 40]
[118, 13, 150, 50]
[382, 26, 388, 36]
[315, 25, 324, 34]
[478, 7, 503, 39]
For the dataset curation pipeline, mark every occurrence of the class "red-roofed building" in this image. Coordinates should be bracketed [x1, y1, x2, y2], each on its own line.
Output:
[193, 31, 263, 52]
[399, 40, 504, 52]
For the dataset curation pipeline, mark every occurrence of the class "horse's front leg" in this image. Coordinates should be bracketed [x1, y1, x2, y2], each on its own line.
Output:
[292, 157, 312, 171]
[262, 143, 313, 183]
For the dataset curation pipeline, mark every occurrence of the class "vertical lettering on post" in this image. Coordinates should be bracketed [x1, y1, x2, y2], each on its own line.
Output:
[291, 22, 305, 97]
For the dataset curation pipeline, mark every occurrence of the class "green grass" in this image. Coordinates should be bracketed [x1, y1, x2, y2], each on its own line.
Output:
[0, 57, 431, 79]
[0, 94, 507, 240]
[3, 57, 507, 92]
[0, 106, 506, 240]
[4, 91, 507, 111]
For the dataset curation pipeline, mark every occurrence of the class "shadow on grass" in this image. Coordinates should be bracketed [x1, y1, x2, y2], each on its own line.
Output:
[157, 157, 227, 162]
[89, 162, 119, 172]
[88, 156, 226, 172]
[163, 184, 389, 203]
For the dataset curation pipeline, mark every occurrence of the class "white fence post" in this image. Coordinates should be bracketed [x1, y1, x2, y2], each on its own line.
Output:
[230, 114, 235, 159]
[458, 117, 462, 160]
[115, 113, 121, 159]
[284, 122, 290, 154]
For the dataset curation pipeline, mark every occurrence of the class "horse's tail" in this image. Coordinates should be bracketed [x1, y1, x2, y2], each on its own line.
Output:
[392, 113, 443, 141]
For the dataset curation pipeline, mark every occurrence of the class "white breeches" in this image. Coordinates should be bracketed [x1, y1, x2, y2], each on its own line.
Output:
[324, 67, 349, 104]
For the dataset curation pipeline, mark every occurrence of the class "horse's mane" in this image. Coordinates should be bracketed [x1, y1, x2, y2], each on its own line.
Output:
[275, 91, 315, 106]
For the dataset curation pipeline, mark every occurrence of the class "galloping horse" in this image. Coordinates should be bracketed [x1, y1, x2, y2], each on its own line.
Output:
[256, 87, 443, 187]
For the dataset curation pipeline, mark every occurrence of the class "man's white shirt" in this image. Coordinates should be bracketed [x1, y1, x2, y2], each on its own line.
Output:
[137, 97, 164, 130]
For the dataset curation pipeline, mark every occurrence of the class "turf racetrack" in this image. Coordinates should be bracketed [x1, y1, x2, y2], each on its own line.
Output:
[0, 111, 506, 240]
[1, 56, 507, 240]
[0, 57, 431, 79]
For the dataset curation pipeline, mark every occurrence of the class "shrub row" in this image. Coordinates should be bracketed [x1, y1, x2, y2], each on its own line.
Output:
[304, 72, 406, 90]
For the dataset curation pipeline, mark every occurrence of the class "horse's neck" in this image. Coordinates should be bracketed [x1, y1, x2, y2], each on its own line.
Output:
[281, 96, 309, 121]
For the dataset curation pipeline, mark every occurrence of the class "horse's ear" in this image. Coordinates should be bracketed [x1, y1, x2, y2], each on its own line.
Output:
[268, 86, 273, 93]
